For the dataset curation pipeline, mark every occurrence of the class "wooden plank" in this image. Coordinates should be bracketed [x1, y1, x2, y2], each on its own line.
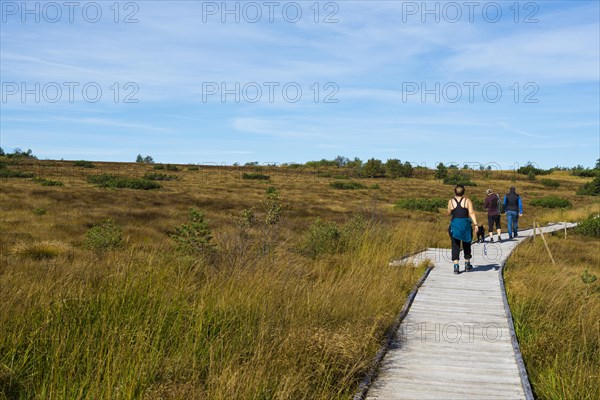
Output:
[363, 223, 574, 400]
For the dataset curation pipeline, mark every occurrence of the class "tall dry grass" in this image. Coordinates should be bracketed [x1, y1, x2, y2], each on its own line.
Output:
[0, 222, 432, 399]
[505, 232, 600, 400]
[1, 159, 597, 398]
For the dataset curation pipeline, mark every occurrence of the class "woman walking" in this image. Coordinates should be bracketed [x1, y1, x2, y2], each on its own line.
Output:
[484, 188, 502, 242]
[447, 185, 479, 274]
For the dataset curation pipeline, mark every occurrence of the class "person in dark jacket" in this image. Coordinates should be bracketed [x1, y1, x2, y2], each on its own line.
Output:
[447, 185, 479, 274]
[503, 187, 523, 239]
[484, 188, 502, 242]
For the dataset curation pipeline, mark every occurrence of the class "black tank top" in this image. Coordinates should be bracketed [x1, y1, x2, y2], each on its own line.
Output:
[451, 197, 469, 219]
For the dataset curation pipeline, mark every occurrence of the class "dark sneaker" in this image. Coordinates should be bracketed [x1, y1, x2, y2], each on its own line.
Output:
[514, 233, 519, 238]
[490, 238, 494, 243]
[465, 262, 473, 272]
[454, 264, 460, 274]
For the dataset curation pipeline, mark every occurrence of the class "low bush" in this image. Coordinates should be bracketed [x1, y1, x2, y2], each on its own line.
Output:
[395, 198, 447, 212]
[87, 174, 160, 190]
[576, 176, 600, 196]
[575, 215, 600, 238]
[443, 172, 477, 186]
[73, 160, 95, 168]
[0, 168, 34, 178]
[242, 172, 270, 180]
[301, 215, 367, 258]
[517, 164, 550, 176]
[369, 184, 381, 190]
[301, 218, 341, 258]
[571, 167, 598, 177]
[530, 196, 572, 208]
[85, 219, 124, 251]
[33, 208, 47, 216]
[143, 173, 178, 181]
[188, 166, 199, 171]
[33, 177, 64, 186]
[540, 179, 560, 188]
[330, 181, 366, 190]
[5, 148, 36, 159]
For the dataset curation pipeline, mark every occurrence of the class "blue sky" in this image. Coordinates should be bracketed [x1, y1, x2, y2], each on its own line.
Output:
[1, 0, 599, 168]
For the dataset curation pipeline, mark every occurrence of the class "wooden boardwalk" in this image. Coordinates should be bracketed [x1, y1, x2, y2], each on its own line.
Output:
[364, 223, 576, 400]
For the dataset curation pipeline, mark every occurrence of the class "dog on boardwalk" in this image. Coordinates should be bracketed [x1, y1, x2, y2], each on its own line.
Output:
[476, 225, 486, 243]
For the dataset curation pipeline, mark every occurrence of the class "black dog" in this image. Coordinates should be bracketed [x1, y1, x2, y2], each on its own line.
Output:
[476, 225, 486, 243]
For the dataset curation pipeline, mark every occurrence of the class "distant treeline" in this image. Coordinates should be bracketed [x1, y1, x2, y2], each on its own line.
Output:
[2, 148, 599, 179]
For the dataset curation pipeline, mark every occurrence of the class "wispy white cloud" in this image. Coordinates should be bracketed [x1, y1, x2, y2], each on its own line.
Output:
[53, 117, 170, 132]
[444, 24, 599, 83]
[496, 121, 546, 139]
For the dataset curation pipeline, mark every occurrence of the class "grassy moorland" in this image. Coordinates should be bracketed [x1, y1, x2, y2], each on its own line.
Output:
[0, 158, 598, 399]
[505, 230, 600, 400]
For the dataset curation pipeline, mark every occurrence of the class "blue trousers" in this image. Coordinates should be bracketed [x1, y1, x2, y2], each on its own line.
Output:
[506, 211, 519, 237]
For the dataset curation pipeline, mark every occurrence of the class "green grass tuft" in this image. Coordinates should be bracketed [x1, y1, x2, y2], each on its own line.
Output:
[87, 174, 160, 190]
[330, 181, 366, 190]
[530, 196, 572, 208]
[242, 172, 270, 180]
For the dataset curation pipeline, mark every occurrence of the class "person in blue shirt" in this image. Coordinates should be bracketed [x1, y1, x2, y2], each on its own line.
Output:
[503, 187, 523, 239]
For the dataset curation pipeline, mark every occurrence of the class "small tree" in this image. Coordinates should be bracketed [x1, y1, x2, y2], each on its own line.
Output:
[362, 158, 385, 178]
[435, 163, 448, 180]
[263, 188, 282, 225]
[385, 159, 402, 178]
[347, 157, 363, 177]
[334, 155, 350, 167]
[581, 269, 598, 297]
[0, 147, 4, 156]
[171, 209, 215, 256]
[401, 161, 414, 178]
[136, 154, 154, 163]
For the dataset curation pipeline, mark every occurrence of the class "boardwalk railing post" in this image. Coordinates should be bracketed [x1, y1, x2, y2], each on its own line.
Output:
[536, 222, 556, 265]
[564, 222, 567, 239]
